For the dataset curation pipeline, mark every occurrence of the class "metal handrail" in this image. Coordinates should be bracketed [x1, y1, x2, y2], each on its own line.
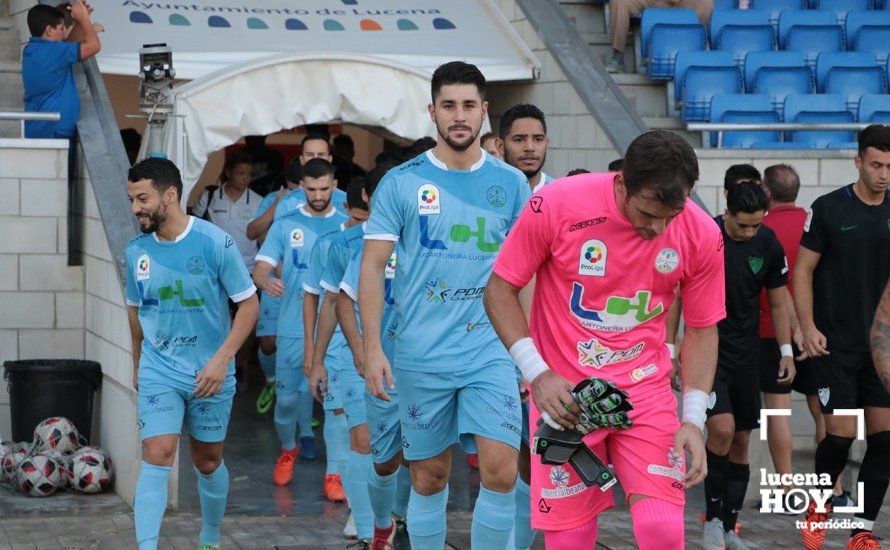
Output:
[687, 122, 867, 148]
[0, 111, 61, 121]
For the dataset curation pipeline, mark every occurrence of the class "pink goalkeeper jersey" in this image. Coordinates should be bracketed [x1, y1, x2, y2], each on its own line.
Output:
[493, 173, 726, 400]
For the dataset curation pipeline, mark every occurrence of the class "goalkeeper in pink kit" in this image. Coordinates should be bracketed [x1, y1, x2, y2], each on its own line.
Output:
[485, 131, 726, 548]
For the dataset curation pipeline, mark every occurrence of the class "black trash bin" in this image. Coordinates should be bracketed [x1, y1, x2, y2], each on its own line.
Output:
[4, 360, 102, 443]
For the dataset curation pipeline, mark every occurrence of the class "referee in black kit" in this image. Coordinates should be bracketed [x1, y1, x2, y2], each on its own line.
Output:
[795, 124, 890, 549]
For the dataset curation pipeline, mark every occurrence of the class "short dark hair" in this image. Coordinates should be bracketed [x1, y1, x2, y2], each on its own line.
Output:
[726, 180, 769, 215]
[374, 151, 404, 170]
[285, 157, 302, 184]
[763, 164, 800, 204]
[128, 157, 183, 200]
[28, 5, 65, 37]
[55, 3, 74, 27]
[567, 168, 590, 176]
[723, 164, 761, 190]
[365, 164, 389, 198]
[498, 104, 546, 138]
[607, 158, 624, 172]
[858, 124, 890, 156]
[622, 130, 698, 210]
[301, 133, 330, 151]
[480, 131, 498, 145]
[333, 134, 354, 148]
[219, 151, 252, 184]
[301, 157, 335, 180]
[431, 61, 486, 102]
[404, 137, 436, 158]
[346, 178, 368, 210]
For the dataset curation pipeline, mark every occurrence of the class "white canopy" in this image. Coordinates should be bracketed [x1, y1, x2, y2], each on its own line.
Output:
[95, 0, 540, 82]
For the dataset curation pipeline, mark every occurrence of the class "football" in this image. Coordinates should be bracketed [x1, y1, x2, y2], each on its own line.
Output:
[69, 446, 112, 494]
[1, 442, 31, 484]
[46, 450, 72, 489]
[16, 453, 62, 497]
[33, 417, 80, 454]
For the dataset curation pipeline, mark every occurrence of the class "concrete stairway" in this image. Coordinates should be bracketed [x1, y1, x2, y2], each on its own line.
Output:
[558, 0, 701, 147]
[0, 16, 23, 138]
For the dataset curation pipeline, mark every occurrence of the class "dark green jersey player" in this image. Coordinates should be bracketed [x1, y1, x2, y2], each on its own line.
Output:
[795, 124, 890, 548]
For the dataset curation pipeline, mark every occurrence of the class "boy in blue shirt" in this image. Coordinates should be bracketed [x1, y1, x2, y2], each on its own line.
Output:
[361, 61, 530, 549]
[125, 158, 258, 550]
[22, 1, 100, 139]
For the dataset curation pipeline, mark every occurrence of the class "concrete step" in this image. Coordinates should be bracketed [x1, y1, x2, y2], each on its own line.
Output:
[560, 2, 606, 35]
[643, 117, 701, 147]
[611, 73, 668, 118]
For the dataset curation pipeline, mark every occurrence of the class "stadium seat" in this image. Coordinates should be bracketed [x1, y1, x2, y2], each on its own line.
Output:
[710, 10, 776, 67]
[816, 52, 885, 112]
[674, 51, 736, 104]
[858, 94, 890, 122]
[750, 0, 806, 27]
[714, 0, 737, 9]
[646, 23, 707, 80]
[640, 8, 699, 56]
[710, 93, 780, 148]
[746, 52, 814, 112]
[846, 10, 890, 49]
[750, 141, 816, 149]
[784, 94, 856, 147]
[813, 0, 872, 23]
[779, 11, 842, 60]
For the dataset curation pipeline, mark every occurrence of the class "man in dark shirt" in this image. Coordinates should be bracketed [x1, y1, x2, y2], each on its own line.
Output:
[795, 124, 890, 549]
[704, 182, 792, 550]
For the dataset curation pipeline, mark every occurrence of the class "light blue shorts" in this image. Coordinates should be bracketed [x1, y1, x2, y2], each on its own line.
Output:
[338, 362, 367, 429]
[256, 292, 281, 337]
[138, 366, 235, 444]
[396, 360, 521, 461]
[275, 336, 308, 397]
[366, 384, 401, 464]
[324, 362, 344, 412]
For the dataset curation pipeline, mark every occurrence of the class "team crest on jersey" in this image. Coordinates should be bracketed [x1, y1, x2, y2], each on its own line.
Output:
[385, 253, 397, 279]
[136, 254, 151, 281]
[417, 184, 441, 215]
[289, 229, 304, 248]
[577, 339, 644, 369]
[749, 256, 764, 274]
[655, 248, 679, 274]
[578, 239, 607, 277]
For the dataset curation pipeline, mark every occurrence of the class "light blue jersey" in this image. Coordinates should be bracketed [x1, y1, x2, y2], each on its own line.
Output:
[302, 228, 351, 360]
[364, 150, 530, 372]
[254, 188, 306, 221]
[340, 247, 399, 361]
[255, 205, 346, 339]
[319, 222, 366, 295]
[275, 187, 346, 220]
[125, 217, 256, 378]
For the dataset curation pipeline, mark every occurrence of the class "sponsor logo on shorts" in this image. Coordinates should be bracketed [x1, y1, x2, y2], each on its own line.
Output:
[137, 419, 145, 429]
[577, 339, 645, 369]
[672, 481, 685, 491]
[629, 364, 659, 383]
[197, 402, 212, 416]
[501, 421, 521, 435]
[538, 498, 552, 513]
[646, 464, 683, 481]
[569, 283, 664, 332]
[578, 239, 607, 277]
[400, 435, 410, 448]
[375, 422, 387, 434]
[502, 395, 518, 411]
[187, 256, 205, 275]
[486, 185, 507, 208]
[136, 254, 151, 281]
[195, 425, 222, 431]
[146, 394, 160, 406]
[668, 448, 684, 468]
[655, 248, 679, 274]
[541, 465, 587, 499]
[417, 184, 441, 215]
[818, 387, 830, 406]
[407, 404, 423, 421]
[568, 217, 607, 232]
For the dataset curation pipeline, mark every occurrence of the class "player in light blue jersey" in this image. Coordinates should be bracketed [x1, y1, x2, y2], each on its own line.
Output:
[499, 102, 552, 550]
[274, 134, 348, 221]
[125, 158, 258, 550]
[333, 170, 412, 549]
[360, 62, 531, 549]
[252, 158, 346, 487]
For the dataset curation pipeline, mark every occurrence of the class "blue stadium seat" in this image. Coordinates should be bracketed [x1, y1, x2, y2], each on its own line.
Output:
[646, 23, 707, 80]
[858, 94, 890, 122]
[750, 141, 817, 149]
[784, 94, 856, 147]
[856, 26, 890, 67]
[677, 53, 742, 122]
[674, 51, 736, 103]
[751, 0, 806, 27]
[710, 10, 776, 67]
[714, 0, 737, 8]
[846, 10, 890, 49]
[710, 94, 780, 148]
[779, 10, 843, 50]
[813, 0, 872, 23]
[641, 8, 699, 55]
[746, 52, 814, 111]
[816, 52, 885, 112]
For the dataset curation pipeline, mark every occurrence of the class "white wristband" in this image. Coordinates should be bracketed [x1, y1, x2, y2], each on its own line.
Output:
[509, 337, 550, 384]
[666, 343, 676, 360]
[779, 344, 793, 358]
[682, 390, 708, 432]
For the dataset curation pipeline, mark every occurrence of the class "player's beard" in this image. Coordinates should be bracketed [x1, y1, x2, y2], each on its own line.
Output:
[435, 115, 481, 153]
[308, 197, 331, 213]
[505, 148, 546, 180]
[137, 204, 167, 234]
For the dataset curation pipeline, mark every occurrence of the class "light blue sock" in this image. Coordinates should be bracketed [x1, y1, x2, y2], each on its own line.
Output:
[407, 486, 448, 550]
[297, 389, 315, 440]
[258, 350, 276, 381]
[344, 449, 374, 540]
[514, 475, 537, 549]
[335, 414, 350, 478]
[273, 390, 299, 450]
[393, 465, 411, 519]
[195, 461, 229, 545]
[323, 410, 343, 475]
[368, 468, 398, 529]
[472, 484, 516, 549]
[134, 461, 171, 550]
